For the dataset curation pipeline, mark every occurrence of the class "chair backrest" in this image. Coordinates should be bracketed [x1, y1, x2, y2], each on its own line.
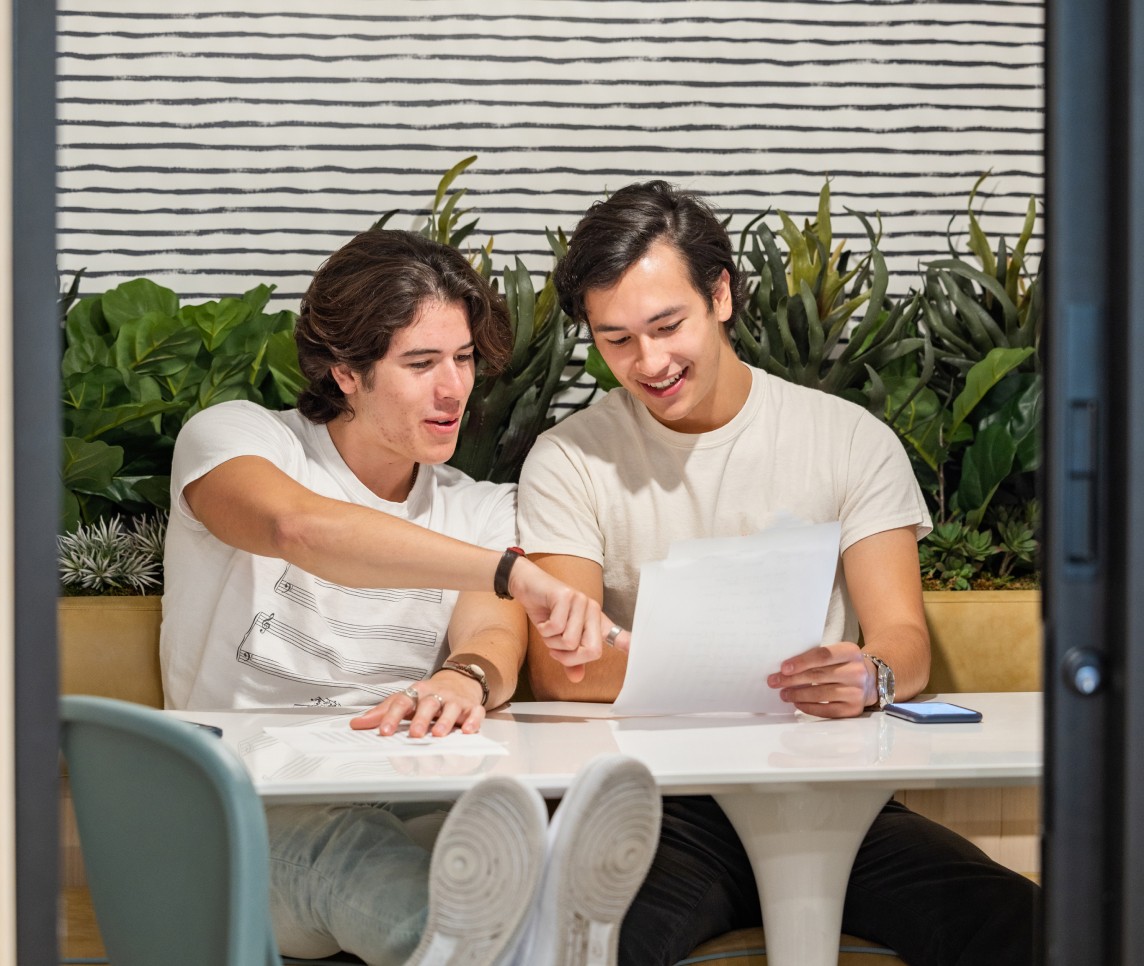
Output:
[60, 695, 281, 966]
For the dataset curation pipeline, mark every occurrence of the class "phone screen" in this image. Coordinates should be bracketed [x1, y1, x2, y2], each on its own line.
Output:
[884, 701, 982, 723]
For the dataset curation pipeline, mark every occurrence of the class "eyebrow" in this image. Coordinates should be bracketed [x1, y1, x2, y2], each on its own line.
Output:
[590, 304, 685, 333]
[397, 340, 475, 359]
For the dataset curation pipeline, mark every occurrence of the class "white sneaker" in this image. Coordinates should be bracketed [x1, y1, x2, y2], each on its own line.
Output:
[404, 776, 548, 966]
[512, 755, 661, 966]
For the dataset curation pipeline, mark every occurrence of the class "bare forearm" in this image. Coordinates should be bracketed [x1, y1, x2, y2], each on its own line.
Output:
[861, 623, 931, 703]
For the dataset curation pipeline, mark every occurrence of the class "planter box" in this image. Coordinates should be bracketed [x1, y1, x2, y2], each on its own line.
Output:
[923, 589, 1042, 693]
[58, 596, 164, 708]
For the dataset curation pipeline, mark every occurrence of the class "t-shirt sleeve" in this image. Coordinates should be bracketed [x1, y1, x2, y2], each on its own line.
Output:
[170, 401, 302, 529]
[517, 434, 605, 564]
[475, 482, 519, 550]
[839, 411, 933, 552]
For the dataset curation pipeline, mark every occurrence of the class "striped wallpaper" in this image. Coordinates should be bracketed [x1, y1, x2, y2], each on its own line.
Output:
[56, 0, 1044, 309]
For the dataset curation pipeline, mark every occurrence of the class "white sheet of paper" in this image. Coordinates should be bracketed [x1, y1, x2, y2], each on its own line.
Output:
[613, 520, 841, 715]
[264, 717, 508, 757]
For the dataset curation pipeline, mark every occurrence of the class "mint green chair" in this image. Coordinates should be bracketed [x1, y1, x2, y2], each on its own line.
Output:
[60, 695, 281, 966]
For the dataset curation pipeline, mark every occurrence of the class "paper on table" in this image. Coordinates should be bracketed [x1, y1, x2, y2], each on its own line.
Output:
[264, 716, 508, 757]
[613, 519, 841, 715]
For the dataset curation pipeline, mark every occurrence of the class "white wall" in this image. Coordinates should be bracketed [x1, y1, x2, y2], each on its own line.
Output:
[56, 0, 1044, 309]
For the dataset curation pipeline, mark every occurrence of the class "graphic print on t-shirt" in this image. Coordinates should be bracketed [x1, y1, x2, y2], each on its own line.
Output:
[232, 565, 448, 703]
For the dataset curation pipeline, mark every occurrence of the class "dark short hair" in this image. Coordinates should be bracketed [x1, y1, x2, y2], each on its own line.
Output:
[295, 230, 512, 423]
[553, 180, 745, 332]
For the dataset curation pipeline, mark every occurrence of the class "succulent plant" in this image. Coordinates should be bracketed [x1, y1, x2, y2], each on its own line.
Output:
[58, 512, 167, 595]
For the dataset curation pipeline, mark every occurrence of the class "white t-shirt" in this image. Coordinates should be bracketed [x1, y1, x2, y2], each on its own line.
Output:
[517, 367, 931, 646]
[162, 401, 516, 711]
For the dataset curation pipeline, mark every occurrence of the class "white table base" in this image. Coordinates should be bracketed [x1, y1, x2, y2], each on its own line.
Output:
[714, 786, 892, 966]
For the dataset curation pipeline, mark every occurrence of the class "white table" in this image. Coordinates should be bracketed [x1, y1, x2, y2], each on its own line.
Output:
[175, 691, 1041, 966]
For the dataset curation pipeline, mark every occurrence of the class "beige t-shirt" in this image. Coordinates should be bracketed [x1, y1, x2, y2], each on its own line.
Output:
[517, 367, 932, 646]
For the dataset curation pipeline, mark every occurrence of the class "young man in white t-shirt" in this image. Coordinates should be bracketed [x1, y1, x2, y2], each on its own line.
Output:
[162, 229, 659, 966]
[517, 182, 1039, 965]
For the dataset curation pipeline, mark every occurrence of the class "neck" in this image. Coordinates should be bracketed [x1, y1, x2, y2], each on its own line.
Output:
[326, 417, 420, 502]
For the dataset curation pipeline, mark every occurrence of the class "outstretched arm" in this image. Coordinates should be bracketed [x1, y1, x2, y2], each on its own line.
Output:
[767, 527, 930, 718]
[185, 455, 624, 672]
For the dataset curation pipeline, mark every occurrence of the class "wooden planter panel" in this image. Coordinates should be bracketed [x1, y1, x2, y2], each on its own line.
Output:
[923, 590, 1042, 693]
[57, 596, 164, 709]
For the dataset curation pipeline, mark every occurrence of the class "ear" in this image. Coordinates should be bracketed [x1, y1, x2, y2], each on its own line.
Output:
[330, 363, 360, 396]
[711, 269, 733, 324]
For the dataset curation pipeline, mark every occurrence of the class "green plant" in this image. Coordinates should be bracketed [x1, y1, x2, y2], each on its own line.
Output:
[58, 512, 167, 595]
[60, 280, 304, 533]
[733, 181, 931, 417]
[889, 177, 1042, 588]
[379, 156, 590, 484]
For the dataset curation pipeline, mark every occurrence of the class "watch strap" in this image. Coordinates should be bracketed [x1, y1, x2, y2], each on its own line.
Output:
[865, 654, 895, 710]
[494, 546, 525, 600]
[441, 660, 490, 706]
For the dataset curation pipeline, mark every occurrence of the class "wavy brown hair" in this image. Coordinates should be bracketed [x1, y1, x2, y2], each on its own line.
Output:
[295, 230, 512, 423]
[554, 180, 745, 333]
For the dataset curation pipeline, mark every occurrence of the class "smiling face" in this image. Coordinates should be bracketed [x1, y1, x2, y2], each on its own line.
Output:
[585, 239, 751, 434]
[328, 299, 475, 498]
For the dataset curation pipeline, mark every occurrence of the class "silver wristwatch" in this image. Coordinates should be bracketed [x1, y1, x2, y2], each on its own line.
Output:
[440, 660, 489, 706]
[865, 654, 896, 710]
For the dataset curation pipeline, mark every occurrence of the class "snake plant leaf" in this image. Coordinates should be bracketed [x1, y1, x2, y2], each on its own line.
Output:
[371, 210, 399, 232]
[799, 280, 823, 366]
[1007, 196, 1038, 303]
[438, 187, 466, 242]
[102, 279, 179, 336]
[585, 344, 621, 391]
[950, 347, 1035, 436]
[449, 218, 480, 250]
[955, 421, 1018, 525]
[966, 205, 997, 279]
[778, 211, 814, 295]
[927, 259, 1018, 334]
[505, 259, 536, 371]
[816, 180, 832, 253]
[62, 436, 124, 494]
[432, 155, 478, 222]
[938, 274, 1004, 354]
[920, 296, 976, 358]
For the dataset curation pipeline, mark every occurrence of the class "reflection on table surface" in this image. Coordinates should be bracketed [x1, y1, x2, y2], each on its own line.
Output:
[171, 691, 1041, 804]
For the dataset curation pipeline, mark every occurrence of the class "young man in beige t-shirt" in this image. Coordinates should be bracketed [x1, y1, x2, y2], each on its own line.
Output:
[517, 181, 1039, 966]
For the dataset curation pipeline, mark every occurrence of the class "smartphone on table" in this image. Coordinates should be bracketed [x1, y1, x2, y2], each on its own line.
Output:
[884, 701, 982, 723]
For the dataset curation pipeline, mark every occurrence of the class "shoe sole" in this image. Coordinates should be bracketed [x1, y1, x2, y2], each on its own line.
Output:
[536, 755, 662, 966]
[405, 776, 547, 966]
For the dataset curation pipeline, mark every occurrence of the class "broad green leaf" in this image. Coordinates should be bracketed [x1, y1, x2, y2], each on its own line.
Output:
[67, 398, 179, 441]
[240, 284, 275, 318]
[585, 345, 621, 391]
[62, 366, 126, 413]
[950, 347, 1036, 435]
[179, 298, 253, 353]
[62, 333, 112, 377]
[102, 279, 179, 335]
[956, 422, 1018, 523]
[195, 353, 257, 412]
[980, 374, 1042, 472]
[115, 312, 203, 377]
[61, 436, 123, 491]
[265, 330, 306, 404]
[65, 295, 110, 344]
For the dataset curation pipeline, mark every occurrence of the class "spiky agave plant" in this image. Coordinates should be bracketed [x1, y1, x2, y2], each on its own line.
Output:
[58, 513, 167, 595]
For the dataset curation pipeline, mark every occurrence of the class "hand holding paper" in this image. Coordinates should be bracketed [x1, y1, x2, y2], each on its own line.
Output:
[613, 519, 841, 715]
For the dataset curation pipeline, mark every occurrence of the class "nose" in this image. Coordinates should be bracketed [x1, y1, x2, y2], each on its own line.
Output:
[436, 359, 472, 406]
[633, 336, 670, 378]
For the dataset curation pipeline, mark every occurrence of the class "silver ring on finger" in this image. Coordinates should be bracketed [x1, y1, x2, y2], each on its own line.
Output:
[429, 693, 444, 708]
[605, 624, 622, 647]
[401, 685, 420, 706]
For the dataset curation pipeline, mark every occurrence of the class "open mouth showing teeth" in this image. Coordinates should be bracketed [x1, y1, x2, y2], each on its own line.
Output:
[647, 371, 684, 390]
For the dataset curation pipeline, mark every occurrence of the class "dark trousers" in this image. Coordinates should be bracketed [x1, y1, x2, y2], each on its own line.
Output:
[619, 796, 1040, 966]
